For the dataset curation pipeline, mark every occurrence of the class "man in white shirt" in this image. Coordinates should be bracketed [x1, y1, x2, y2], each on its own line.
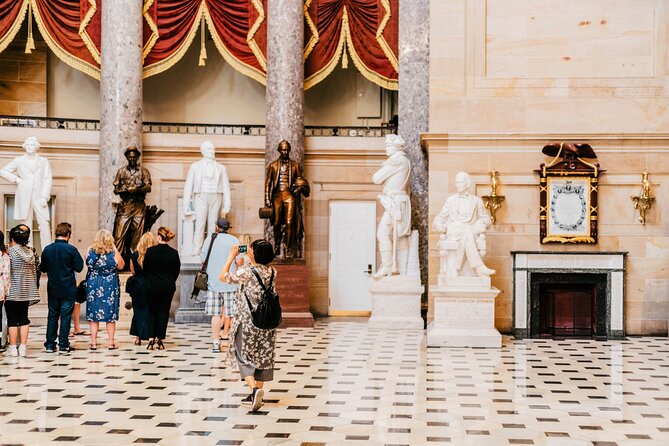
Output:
[183, 141, 231, 256]
[0, 137, 52, 249]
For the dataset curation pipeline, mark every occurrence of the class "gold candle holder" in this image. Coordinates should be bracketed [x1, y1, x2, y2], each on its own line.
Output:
[631, 171, 655, 224]
[481, 170, 505, 224]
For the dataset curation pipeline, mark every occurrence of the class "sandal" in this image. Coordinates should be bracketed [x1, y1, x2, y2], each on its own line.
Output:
[108, 344, 118, 350]
[89, 344, 97, 351]
[146, 339, 155, 350]
[134, 338, 141, 346]
[73, 331, 88, 336]
[156, 339, 165, 350]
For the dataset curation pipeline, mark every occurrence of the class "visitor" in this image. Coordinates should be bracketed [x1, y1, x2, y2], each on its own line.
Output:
[144, 227, 180, 350]
[70, 301, 86, 337]
[129, 232, 156, 346]
[0, 231, 9, 353]
[40, 222, 84, 354]
[85, 229, 124, 350]
[200, 218, 242, 352]
[5, 224, 40, 357]
[220, 239, 277, 412]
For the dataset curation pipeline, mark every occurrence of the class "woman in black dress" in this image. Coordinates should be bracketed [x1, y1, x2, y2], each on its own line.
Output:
[129, 232, 156, 345]
[143, 227, 180, 350]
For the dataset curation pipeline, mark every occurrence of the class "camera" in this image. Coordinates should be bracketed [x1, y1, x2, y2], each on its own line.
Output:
[238, 244, 248, 253]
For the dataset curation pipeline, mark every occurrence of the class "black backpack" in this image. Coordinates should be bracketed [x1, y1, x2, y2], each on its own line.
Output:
[245, 267, 282, 330]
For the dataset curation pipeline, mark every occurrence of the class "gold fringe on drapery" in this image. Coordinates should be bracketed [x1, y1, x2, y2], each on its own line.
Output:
[79, 0, 99, 63]
[24, 1, 35, 53]
[142, 0, 159, 61]
[198, 13, 207, 66]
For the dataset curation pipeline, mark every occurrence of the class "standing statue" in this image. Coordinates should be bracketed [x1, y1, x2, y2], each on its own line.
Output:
[0, 136, 52, 249]
[183, 140, 231, 255]
[113, 146, 163, 265]
[263, 140, 310, 258]
[432, 171, 495, 278]
[372, 134, 412, 278]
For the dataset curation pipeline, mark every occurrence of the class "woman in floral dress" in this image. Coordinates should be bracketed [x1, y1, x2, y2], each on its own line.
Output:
[85, 229, 124, 350]
[220, 239, 277, 412]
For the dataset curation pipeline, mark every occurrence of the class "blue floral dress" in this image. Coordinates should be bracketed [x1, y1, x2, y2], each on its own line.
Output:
[85, 250, 120, 322]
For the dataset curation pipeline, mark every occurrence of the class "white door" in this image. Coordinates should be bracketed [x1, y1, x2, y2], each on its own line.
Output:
[329, 201, 376, 315]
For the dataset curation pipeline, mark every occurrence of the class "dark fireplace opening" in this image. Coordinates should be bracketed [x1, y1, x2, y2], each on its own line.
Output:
[530, 273, 608, 339]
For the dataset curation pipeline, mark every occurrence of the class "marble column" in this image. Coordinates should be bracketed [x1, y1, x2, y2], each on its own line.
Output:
[399, 0, 430, 298]
[98, 0, 143, 231]
[265, 0, 304, 167]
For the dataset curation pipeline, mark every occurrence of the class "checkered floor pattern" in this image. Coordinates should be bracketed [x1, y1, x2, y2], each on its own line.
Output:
[1, 319, 668, 445]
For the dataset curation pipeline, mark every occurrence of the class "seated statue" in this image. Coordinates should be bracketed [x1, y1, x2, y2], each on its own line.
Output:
[432, 172, 495, 278]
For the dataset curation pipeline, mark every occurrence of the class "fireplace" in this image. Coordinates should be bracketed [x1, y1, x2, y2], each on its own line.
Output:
[531, 273, 607, 338]
[512, 252, 626, 340]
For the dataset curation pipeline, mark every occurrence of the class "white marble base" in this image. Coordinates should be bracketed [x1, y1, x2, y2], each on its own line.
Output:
[368, 275, 424, 329]
[117, 273, 133, 330]
[427, 285, 501, 348]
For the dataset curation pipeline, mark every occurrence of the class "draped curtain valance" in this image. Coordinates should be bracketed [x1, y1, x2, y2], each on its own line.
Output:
[0, 0, 397, 90]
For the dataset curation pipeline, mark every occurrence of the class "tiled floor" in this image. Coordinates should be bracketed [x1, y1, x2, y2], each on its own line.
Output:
[1, 320, 668, 445]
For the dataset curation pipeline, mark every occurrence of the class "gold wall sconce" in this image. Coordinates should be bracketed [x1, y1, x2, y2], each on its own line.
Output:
[482, 170, 505, 224]
[631, 171, 654, 225]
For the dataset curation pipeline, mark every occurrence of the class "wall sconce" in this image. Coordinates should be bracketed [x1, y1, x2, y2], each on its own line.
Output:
[631, 171, 654, 224]
[481, 170, 505, 224]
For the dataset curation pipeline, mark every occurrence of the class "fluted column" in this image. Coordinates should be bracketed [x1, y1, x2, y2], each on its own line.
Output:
[98, 0, 143, 230]
[399, 0, 430, 292]
[265, 0, 304, 167]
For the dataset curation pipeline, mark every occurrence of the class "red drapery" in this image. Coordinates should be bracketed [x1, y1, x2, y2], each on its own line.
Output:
[0, 0, 397, 89]
[304, 0, 398, 90]
[0, 0, 27, 53]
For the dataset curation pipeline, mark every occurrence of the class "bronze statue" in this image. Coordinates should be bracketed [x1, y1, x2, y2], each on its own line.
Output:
[263, 140, 310, 258]
[113, 146, 163, 265]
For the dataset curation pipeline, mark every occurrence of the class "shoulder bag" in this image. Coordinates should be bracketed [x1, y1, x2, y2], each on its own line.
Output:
[191, 233, 218, 298]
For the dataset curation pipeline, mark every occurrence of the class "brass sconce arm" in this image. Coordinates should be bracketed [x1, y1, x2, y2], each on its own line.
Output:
[481, 170, 505, 224]
[630, 171, 655, 225]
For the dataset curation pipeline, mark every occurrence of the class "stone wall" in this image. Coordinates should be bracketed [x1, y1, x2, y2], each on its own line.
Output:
[423, 134, 669, 336]
[0, 127, 384, 318]
[0, 42, 47, 116]
[426, 0, 669, 335]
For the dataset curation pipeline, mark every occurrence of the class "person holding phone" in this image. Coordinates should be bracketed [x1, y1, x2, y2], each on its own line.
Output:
[200, 218, 242, 352]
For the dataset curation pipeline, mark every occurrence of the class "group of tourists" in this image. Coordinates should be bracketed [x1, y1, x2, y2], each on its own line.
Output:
[1, 219, 279, 412]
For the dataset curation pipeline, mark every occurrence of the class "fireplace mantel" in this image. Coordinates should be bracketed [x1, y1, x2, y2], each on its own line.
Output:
[511, 251, 627, 339]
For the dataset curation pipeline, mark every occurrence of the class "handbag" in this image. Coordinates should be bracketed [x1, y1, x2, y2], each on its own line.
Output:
[245, 267, 282, 330]
[191, 233, 218, 299]
[76, 280, 87, 304]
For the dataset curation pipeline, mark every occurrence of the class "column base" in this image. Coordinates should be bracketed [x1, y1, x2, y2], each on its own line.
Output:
[174, 263, 209, 324]
[368, 275, 424, 330]
[427, 324, 502, 348]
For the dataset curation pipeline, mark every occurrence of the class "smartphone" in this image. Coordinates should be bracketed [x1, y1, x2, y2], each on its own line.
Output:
[238, 244, 248, 253]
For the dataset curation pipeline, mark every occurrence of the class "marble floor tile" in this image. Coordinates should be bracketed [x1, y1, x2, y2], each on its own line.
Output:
[1, 320, 668, 445]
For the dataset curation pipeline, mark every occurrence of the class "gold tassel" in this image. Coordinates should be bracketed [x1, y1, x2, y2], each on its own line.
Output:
[198, 14, 207, 66]
[342, 44, 349, 69]
[25, 2, 35, 54]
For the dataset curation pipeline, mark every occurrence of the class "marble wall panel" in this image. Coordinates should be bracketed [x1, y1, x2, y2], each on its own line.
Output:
[0, 42, 46, 116]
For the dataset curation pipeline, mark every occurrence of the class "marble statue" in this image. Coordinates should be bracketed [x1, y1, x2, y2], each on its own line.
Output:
[113, 146, 163, 265]
[432, 171, 495, 278]
[0, 136, 52, 248]
[264, 140, 310, 258]
[183, 140, 231, 255]
[372, 134, 412, 278]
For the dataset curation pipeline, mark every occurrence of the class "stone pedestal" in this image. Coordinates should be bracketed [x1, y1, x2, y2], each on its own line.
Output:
[174, 262, 208, 323]
[427, 277, 501, 347]
[274, 261, 314, 328]
[117, 272, 133, 330]
[368, 275, 424, 329]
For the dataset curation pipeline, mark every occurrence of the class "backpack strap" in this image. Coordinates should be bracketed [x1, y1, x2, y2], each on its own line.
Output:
[250, 267, 269, 293]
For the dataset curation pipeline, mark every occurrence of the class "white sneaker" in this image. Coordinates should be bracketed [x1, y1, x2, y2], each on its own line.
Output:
[7, 345, 18, 357]
[212, 341, 221, 353]
[252, 388, 264, 412]
[18, 344, 27, 357]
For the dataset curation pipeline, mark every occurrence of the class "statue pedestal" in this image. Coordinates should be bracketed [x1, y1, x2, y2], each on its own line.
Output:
[427, 278, 501, 348]
[117, 273, 133, 329]
[368, 275, 424, 329]
[274, 261, 314, 328]
[174, 262, 208, 323]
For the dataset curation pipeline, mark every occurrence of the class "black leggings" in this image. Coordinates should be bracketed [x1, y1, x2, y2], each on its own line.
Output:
[5, 301, 30, 327]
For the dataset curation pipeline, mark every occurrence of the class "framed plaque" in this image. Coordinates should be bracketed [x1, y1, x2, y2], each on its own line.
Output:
[537, 143, 603, 244]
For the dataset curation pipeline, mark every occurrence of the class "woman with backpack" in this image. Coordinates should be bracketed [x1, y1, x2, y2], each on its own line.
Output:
[220, 239, 277, 412]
